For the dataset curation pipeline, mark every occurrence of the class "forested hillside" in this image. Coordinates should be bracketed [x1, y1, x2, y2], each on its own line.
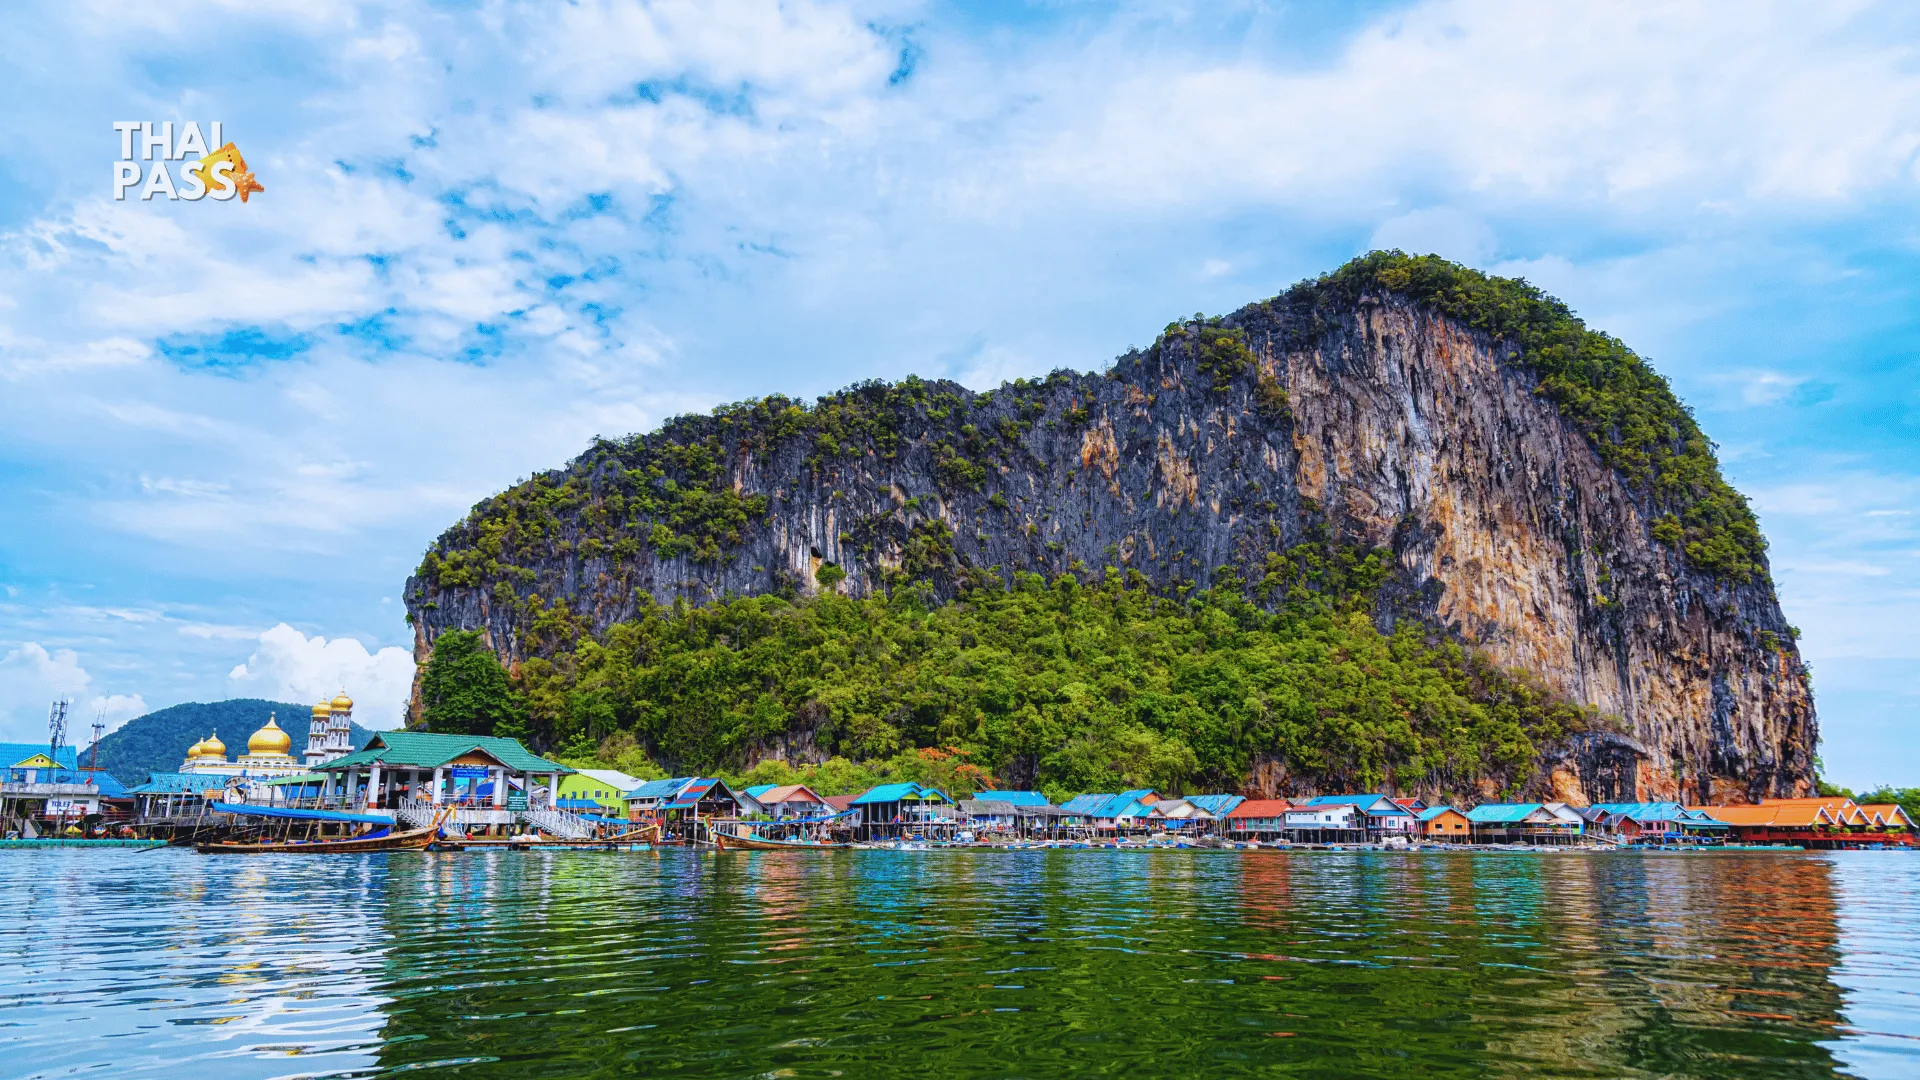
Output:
[89, 699, 376, 785]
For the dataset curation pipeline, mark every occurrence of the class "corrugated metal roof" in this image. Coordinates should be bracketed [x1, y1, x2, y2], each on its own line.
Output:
[1304, 794, 1398, 812]
[628, 777, 697, 800]
[851, 782, 950, 805]
[0, 744, 80, 770]
[1058, 793, 1111, 815]
[318, 731, 571, 775]
[1417, 806, 1464, 821]
[1185, 794, 1245, 816]
[127, 771, 230, 794]
[1227, 799, 1291, 818]
[1464, 803, 1548, 824]
[977, 790, 1051, 806]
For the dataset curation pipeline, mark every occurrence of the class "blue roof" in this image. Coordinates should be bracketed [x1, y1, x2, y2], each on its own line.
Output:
[851, 782, 951, 805]
[1303, 794, 1405, 813]
[1059, 793, 1110, 815]
[7, 767, 130, 797]
[1, 744, 80, 770]
[127, 772, 230, 794]
[744, 784, 778, 799]
[1417, 806, 1462, 821]
[1186, 794, 1246, 816]
[977, 790, 1051, 807]
[1464, 803, 1547, 824]
[1589, 802, 1726, 826]
[627, 777, 696, 800]
[210, 801, 394, 825]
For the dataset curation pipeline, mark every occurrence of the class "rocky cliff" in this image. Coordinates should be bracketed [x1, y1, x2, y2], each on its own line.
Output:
[405, 254, 1815, 803]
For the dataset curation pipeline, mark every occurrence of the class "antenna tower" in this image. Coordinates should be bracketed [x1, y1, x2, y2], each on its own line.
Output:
[90, 708, 106, 771]
[47, 699, 70, 766]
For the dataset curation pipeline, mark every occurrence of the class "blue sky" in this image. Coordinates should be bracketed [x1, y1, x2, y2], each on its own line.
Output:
[0, 1, 1916, 788]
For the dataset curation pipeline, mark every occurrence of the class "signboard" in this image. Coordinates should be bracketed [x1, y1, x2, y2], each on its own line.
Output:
[507, 793, 528, 811]
[450, 765, 490, 779]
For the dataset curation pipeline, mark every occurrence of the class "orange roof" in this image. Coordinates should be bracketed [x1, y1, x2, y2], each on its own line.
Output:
[1857, 804, 1916, 828]
[1693, 804, 1842, 827]
[757, 784, 824, 804]
[1227, 799, 1292, 818]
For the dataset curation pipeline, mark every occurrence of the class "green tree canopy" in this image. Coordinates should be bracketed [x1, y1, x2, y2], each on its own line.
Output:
[420, 629, 527, 738]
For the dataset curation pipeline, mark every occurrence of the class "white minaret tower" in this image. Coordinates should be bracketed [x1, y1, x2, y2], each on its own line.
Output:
[303, 692, 356, 767]
[305, 700, 333, 768]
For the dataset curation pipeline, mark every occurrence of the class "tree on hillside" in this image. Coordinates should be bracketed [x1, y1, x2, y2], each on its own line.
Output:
[420, 630, 526, 739]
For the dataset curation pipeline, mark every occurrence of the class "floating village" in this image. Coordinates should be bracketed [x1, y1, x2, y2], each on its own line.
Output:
[0, 693, 1912, 854]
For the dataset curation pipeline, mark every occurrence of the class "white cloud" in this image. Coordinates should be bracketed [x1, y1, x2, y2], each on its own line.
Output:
[0, 642, 147, 743]
[226, 623, 415, 729]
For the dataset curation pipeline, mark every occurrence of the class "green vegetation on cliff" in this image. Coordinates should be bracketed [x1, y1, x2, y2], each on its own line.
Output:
[1297, 251, 1766, 582]
[427, 542, 1600, 799]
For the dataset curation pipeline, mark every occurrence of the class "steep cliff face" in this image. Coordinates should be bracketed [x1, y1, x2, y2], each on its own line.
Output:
[406, 257, 1815, 802]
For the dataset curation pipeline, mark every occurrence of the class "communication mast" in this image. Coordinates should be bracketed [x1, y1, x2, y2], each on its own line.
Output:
[89, 708, 106, 771]
[47, 699, 70, 766]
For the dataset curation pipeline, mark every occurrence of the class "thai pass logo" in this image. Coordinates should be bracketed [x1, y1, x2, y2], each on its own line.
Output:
[112, 121, 263, 202]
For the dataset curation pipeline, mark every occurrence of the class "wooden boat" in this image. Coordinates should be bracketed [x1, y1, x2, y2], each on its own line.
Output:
[716, 828, 851, 851]
[196, 821, 441, 854]
[438, 825, 660, 850]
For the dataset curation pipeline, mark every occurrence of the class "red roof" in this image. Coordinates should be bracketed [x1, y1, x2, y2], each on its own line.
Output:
[822, 794, 856, 812]
[1227, 799, 1292, 818]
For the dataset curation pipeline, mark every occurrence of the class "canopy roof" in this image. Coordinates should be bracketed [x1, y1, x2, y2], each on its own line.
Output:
[127, 771, 231, 794]
[210, 801, 395, 825]
[316, 731, 570, 775]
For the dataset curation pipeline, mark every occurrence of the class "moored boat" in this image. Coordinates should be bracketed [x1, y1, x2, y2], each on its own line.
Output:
[716, 828, 851, 850]
[196, 820, 441, 854]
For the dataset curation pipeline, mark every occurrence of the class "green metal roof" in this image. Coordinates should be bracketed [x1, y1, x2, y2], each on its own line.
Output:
[259, 773, 328, 786]
[314, 730, 572, 775]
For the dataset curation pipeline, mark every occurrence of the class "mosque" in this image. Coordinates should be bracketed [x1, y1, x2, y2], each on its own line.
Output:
[176, 692, 356, 779]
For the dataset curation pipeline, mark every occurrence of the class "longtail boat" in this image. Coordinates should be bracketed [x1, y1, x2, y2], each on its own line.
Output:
[438, 825, 660, 850]
[195, 820, 441, 854]
[716, 828, 851, 851]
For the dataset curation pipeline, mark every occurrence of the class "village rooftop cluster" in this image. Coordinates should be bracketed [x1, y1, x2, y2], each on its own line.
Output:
[3, 727, 1912, 852]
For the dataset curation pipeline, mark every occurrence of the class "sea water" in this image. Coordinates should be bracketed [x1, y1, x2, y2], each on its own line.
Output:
[2, 849, 1916, 1079]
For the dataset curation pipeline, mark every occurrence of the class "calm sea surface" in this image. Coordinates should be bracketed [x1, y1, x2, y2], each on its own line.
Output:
[3, 849, 1917, 1079]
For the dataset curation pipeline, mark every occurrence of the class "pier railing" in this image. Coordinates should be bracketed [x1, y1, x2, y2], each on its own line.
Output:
[520, 806, 595, 839]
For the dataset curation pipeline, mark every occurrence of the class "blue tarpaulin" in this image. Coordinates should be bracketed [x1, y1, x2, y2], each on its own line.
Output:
[209, 801, 396, 825]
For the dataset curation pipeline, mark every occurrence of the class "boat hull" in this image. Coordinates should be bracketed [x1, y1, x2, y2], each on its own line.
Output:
[717, 829, 851, 850]
[196, 823, 440, 854]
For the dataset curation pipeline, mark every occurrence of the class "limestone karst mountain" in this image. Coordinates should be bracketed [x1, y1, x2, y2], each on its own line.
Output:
[404, 253, 1814, 804]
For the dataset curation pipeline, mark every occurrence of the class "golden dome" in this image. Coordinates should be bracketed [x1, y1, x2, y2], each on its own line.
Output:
[200, 731, 226, 758]
[329, 692, 354, 712]
[185, 737, 208, 760]
[248, 715, 292, 757]
[311, 701, 331, 717]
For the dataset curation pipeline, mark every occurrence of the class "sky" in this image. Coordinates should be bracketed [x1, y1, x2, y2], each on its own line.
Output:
[0, 0, 1916, 788]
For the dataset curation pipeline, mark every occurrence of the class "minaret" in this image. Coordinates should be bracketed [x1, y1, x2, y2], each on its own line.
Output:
[305, 700, 334, 768]
[324, 691, 355, 760]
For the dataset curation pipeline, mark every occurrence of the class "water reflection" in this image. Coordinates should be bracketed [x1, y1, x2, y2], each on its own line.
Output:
[3, 850, 1916, 1079]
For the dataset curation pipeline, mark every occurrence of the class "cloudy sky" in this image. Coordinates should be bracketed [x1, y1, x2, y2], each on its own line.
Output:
[0, 0, 1915, 785]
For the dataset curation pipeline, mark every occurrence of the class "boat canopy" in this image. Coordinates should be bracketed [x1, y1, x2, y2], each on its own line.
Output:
[208, 801, 396, 825]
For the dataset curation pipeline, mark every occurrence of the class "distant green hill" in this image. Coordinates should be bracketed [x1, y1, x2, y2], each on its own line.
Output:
[87, 699, 377, 785]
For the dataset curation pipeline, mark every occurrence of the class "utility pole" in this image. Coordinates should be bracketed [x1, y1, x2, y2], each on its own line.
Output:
[89, 709, 106, 772]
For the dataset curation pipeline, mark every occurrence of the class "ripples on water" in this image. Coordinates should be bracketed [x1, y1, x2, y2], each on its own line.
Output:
[3, 850, 1916, 1079]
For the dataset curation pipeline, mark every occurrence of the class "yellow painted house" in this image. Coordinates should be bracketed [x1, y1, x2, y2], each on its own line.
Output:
[556, 768, 647, 812]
